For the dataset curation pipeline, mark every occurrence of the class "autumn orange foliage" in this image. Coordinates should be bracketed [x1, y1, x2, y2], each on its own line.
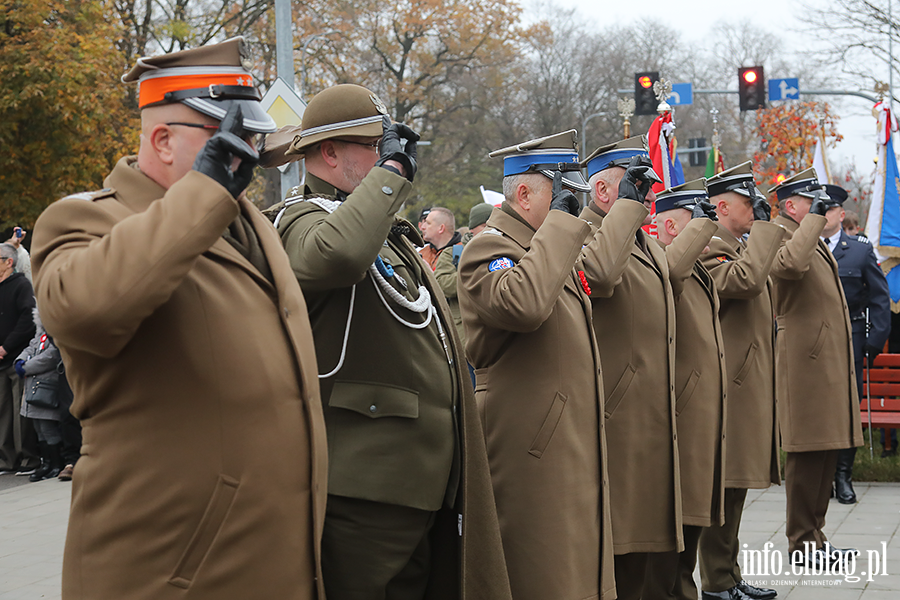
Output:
[752, 101, 842, 195]
[0, 0, 140, 229]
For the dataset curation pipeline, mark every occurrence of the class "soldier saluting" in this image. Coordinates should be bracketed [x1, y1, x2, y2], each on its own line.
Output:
[263, 84, 510, 600]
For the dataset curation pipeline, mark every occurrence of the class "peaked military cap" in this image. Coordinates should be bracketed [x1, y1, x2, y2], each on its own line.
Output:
[489, 130, 590, 193]
[823, 184, 849, 205]
[768, 168, 827, 201]
[581, 136, 651, 179]
[706, 161, 764, 202]
[123, 37, 276, 133]
[656, 178, 709, 213]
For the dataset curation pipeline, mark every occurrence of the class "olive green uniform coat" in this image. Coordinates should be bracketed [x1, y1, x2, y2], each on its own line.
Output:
[664, 218, 727, 527]
[770, 214, 863, 451]
[459, 203, 629, 600]
[32, 158, 328, 600]
[700, 221, 785, 488]
[267, 169, 512, 600]
[578, 201, 684, 555]
[434, 237, 467, 349]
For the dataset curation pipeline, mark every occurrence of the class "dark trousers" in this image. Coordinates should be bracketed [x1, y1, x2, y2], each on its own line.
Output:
[614, 552, 649, 600]
[785, 450, 839, 553]
[644, 525, 702, 600]
[322, 494, 435, 600]
[57, 371, 81, 465]
[698, 487, 748, 592]
[0, 364, 39, 470]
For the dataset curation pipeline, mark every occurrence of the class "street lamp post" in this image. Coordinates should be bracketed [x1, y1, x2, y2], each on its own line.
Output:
[300, 31, 338, 100]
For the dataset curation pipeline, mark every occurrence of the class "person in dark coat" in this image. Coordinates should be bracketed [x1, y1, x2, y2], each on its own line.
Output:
[821, 185, 890, 502]
[0, 242, 38, 474]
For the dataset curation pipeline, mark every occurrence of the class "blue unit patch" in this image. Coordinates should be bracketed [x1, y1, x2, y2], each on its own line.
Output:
[488, 257, 515, 272]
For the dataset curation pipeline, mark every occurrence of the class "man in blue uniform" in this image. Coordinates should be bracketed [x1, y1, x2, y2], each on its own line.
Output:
[821, 184, 890, 503]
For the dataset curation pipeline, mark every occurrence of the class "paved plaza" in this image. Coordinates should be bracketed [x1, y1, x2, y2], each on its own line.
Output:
[0, 476, 898, 599]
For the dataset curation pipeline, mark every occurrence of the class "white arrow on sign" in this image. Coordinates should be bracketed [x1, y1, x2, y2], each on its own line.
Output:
[779, 80, 798, 99]
[670, 91, 681, 104]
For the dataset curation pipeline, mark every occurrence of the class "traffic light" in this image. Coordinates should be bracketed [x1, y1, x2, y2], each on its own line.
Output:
[635, 71, 659, 115]
[738, 66, 765, 111]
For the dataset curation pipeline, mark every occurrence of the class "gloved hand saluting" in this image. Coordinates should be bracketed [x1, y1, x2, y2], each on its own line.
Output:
[375, 115, 420, 182]
[752, 195, 771, 222]
[809, 190, 830, 216]
[549, 171, 580, 216]
[192, 105, 259, 199]
[691, 200, 718, 221]
[618, 155, 659, 204]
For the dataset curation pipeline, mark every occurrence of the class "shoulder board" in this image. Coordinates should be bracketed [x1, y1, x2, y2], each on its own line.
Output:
[856, 234, 870, 244]
[481, 227, 503, 236]
[61, 188, 115, 202]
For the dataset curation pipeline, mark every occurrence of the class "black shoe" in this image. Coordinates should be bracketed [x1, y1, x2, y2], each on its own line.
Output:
[15, 466, 37, 476]
[823, 542, 859, 561]
[701, 586, 752, 600]
[880, 448, 897, 458]
[790, 548, 827, 569]
[834, 448, 857, 504]
[737, 580, 777, 599]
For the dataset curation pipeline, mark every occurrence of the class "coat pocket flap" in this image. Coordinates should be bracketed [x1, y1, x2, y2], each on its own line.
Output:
[330, 381, 419, 419]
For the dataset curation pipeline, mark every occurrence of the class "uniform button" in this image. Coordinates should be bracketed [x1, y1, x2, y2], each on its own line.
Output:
[382, 186, 394, 195]
[283, 307, 290, 318]
[369, 404, 377, 413]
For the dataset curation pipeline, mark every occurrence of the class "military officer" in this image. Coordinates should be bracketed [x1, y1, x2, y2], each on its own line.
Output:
[697, 162, 784, 600]
[31, 39, 330, 600]
[580, 137, 704, 600]
[262, 84, 510, 600]
[644, 179, 727, 600]
[458, 130, 628, 600]
[769, 169, 864, 568]
[820, 185, 890, 504]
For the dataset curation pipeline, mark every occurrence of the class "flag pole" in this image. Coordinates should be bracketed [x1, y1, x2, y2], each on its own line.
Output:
[866, 307, 874, 458]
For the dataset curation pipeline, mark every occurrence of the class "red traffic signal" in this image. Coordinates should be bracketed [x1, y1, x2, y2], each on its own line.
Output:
[634, 71, 659, 115]
[738, 66, 765, 111]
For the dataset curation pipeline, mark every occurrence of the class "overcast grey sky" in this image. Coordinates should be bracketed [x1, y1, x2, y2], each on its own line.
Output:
[553, 0, 886, 178]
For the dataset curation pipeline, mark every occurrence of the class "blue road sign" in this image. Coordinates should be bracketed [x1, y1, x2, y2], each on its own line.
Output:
[669, 83, 693, 106]
[769, 78, 799, 101]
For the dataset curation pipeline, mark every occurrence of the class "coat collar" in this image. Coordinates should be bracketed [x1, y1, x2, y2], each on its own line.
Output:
[832, 230, 853, 259]
[486, 201, 536, 249]
[713, 221, 745, 253]
[107, 157, 275, 291]
[774, 213, 800, 234]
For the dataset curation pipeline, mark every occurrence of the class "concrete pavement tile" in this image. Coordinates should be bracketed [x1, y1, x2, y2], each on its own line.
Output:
[782, 584, 863, 599]
[858, 590, 900, 600]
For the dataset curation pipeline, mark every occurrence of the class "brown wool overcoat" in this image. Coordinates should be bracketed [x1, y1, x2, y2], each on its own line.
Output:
[663, 218, 728, 527]
[459, 204, 620, 600]
[700, 221, 785, 488]
[31, 158, 328, 600]
[578, 201, 684, 555]
[771, 214, 863, 452]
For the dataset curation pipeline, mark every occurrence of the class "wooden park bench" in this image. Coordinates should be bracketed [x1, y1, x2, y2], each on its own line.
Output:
[861, 353, 900, 451]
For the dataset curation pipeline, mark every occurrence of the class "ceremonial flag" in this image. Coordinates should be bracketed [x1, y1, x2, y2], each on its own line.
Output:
[864, 101, 900, 310]
[704, 147, 725, 177]
[480, 185, 504, 206]
[812, 133, 831, 184]
[646, 111, 685, 236]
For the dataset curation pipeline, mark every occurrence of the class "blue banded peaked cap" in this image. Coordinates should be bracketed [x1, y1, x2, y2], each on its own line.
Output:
[768, 167, 822, 200]
[655, 178, 709, 213]
[489, 129, 589, 193]
[581, 136, 649, 179]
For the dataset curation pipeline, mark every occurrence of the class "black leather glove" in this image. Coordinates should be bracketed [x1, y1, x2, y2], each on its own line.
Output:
[191, 105, 259, 199]
[691, 200, 718, 221]
[618, 155, 658, 204]
[375, 115, 419, 182]
[809, 190, 829, 216]
[549, 171, 580, 216]
[866, 343, 882, 361]
[752, 196, 771, 221]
